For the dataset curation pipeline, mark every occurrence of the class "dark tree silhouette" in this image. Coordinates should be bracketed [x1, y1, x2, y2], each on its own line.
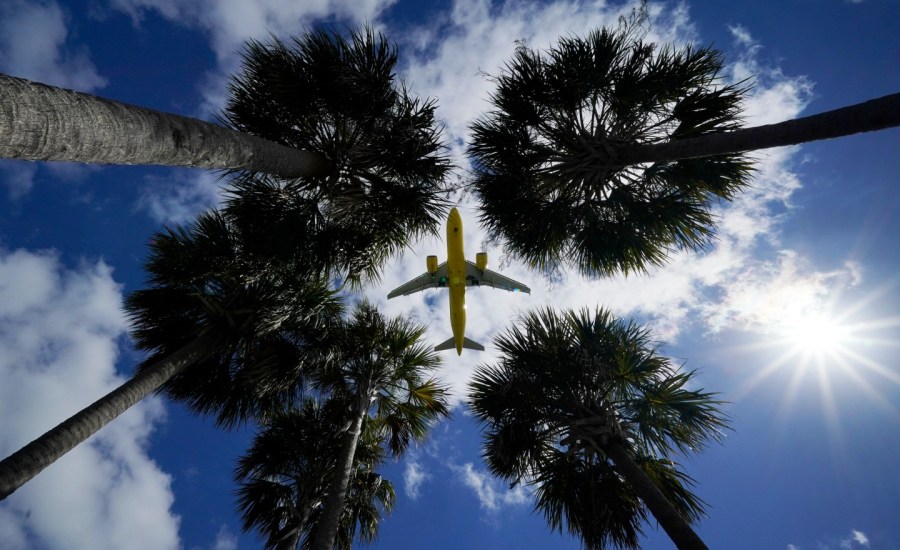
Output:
[309, 302, 450, 550]
[236, 399, 394, 549]
[468, 11, 899, 277]
[469, 306, 730, 550]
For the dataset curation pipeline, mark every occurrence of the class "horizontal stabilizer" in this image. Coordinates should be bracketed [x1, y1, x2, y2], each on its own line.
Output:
[434, 336, 485, 353]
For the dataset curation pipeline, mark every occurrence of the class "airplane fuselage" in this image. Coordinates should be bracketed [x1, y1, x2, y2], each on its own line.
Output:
[387, 207, 530, 355]
[446, 208, 467, 354]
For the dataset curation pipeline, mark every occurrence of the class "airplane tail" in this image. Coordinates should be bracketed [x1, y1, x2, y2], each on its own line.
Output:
[434, 336, 485, 353]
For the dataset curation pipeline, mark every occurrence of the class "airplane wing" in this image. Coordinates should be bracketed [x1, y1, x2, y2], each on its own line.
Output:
[387, 263, 449, 298]
[465, 261, 531, 294]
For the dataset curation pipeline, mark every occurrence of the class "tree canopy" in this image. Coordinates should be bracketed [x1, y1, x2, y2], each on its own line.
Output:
[468, 14, 752, 277]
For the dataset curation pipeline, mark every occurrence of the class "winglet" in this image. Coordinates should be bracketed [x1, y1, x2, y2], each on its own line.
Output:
[434, 336, 485, 354]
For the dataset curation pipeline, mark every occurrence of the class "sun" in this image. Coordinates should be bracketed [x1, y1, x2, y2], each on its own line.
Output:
[780, 310, 851, 357]
[724, 279, 900, 424]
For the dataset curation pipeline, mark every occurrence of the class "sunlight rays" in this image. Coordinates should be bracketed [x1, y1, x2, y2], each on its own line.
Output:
[725, 280, 900, 434]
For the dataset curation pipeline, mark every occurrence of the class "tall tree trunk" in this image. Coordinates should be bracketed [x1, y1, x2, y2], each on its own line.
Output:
[276, 525, 303, 550]
[619, 92, 900, 165]
[0, 336, 212, 500]
[310, 396, 368, 550]
[0, 74, 331, 178]
[276, 491, 314, 550]
[603, 441, 709, 550]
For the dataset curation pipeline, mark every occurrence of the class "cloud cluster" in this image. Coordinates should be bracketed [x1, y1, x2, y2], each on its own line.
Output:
[403, 459, 431, 501]
[450, 463, 530, 513]
[135, 170, 225, 225]
[108, 0, 395, 66]
[0, 248, 180, 549]
[0, 0, 106, 92]
[367, 0, 855, 408]
[841, 529, 871, 548]
[790, 527, 873, 550]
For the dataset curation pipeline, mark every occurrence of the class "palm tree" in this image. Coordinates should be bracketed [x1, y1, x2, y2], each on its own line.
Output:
[0, 26, 453, 500]
[309, 302, 450, 550]
[236, 399, 394, 549]
[0, 73, 330, 177]
[1, 26, 454, 235]
[467, 13, 900, 278]
[0, 210, 343, 500]
[468, 306, 730, 550]
[222, 27, 452, 284]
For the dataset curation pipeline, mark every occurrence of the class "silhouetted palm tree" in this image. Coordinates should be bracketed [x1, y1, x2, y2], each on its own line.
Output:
[0, 27, 453, 500]
[468, 13, 900, 277]
[469, 306, 730, 550]
[309, 302, 450, 550]
[236, 399, 394, 549]
[0, 210, 341, 500]
[223, 27, 452, 285]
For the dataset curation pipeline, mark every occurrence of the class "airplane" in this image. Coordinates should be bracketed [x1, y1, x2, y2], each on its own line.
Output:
[388, 207, 531, 355]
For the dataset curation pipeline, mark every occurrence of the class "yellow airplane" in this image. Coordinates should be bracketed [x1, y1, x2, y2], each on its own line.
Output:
[388, 207, 531, 354]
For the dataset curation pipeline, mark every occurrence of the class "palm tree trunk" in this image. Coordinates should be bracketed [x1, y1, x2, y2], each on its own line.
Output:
[603, 441, 709, 550]
[0, 336, 212, 500]
[276, 493, 313, 550]
[619, 92, 900, 165]
[310, 396, 368, 550]
[0, 73, 331, 178]
[276, 526, 303, 550]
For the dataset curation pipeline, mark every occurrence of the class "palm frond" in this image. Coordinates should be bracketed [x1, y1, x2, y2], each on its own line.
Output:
[468, 18, 752, 277]
[223, 26, 453, 287]
[468, 304, 729, 548]
[235, 399, 394, 550]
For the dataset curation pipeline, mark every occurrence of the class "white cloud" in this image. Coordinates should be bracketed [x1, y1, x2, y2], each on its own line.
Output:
[0, 160, 102, 200]
[210, 524, 239, 550]
[403, 459, 430, 500]
[840, 529, 870, 548]
[726, 26, 814, 127]
[0, 248, 181, 550]
[107, 0, 397, 92]
[450, 462, 529, 512]
[135, 170, 224, 224]
[787, 545, 800, 550]
[398, 0, 689, 165]
[851, 530, 870, 546]
[0, 161, 38, 199]
[701, 252, 861, 334]
[0, 0, 106, 92]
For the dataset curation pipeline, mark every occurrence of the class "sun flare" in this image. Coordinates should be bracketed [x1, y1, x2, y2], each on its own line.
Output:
[781, 311, 851, 356]
[728, 282, 900, 432]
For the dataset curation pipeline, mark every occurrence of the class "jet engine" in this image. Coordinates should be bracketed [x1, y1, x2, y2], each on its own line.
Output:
[476, 252, 488, 271]
[427, 255, 438, 274]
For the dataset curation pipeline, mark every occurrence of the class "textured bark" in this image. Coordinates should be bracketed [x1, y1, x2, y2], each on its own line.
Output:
[603, 441, 709, 550]
[619, 92, 900, 165]
[0, 73, 331, 178]
[0, 337, 211, 500]
[310, 398, 368, 550]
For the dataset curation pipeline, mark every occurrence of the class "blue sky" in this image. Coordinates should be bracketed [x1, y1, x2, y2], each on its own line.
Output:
[0, 1, 898, 549]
